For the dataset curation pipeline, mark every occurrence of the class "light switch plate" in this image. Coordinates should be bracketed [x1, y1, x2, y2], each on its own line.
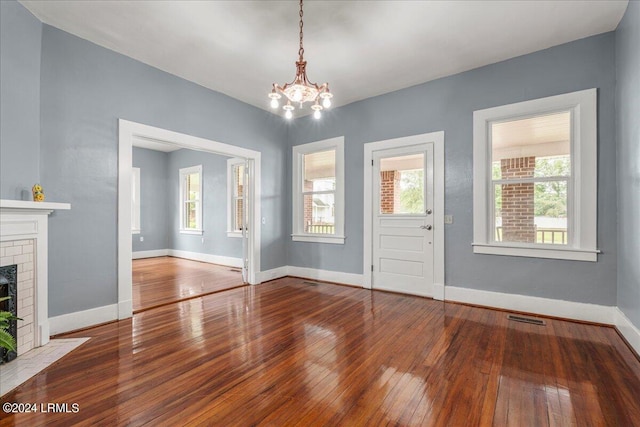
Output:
[444, 215, 453, 224]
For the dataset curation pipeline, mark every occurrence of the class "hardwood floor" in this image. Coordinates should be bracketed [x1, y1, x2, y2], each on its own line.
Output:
[2, 278, 640, 426]
[132, 256, 244, 312]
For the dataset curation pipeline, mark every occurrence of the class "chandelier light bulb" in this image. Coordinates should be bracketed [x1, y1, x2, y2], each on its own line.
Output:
[283, 102, 295, 120]
[313, 109, 322, 119]
[270, 98, 279, 109]
[322, 97, 331, 109]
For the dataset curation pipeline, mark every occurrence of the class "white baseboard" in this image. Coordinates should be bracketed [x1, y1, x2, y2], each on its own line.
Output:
[445, 285, 615, 325]
[615, 308, 640, 356]
[132, 249, 242, 268]
[118, 299, 133, 319]
[49, 304, 118, 335]
[168, 249, 243, 268]
[287, 266, 363, 287]
[132, 249, 169, 259]
[257, 266, 289, 283]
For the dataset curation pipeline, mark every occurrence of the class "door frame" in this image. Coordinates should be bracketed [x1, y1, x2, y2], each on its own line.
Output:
[363, 131, 445, 299]
[117, 119, 261, 319]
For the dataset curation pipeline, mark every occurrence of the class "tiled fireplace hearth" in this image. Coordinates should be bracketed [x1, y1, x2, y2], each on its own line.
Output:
[0, 200, 70, 357]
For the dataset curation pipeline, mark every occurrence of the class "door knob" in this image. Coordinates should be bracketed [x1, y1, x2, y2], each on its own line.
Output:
[420, 225, 433, 230]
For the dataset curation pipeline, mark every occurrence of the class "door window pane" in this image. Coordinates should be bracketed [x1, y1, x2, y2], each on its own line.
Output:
[379, 153, 424, 214]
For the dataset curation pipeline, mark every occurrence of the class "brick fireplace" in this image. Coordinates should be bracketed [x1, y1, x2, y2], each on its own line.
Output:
[0, 200, 70, 358]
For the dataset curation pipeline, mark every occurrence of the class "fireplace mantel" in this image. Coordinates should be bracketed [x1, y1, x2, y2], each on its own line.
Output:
[0, 199, 70, 350]
[0, 199, 71, 213]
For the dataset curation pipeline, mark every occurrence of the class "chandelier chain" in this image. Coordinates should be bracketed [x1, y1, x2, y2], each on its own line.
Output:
[298, 0, 304, 60]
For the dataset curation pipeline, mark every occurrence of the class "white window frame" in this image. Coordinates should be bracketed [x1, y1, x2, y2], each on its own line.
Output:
[179, 164, 203, 235]
[473, 88, 598, 262]
[227, 158, 245, 238]
[131, 167, 141, 234]
[292, 136, 345, 244]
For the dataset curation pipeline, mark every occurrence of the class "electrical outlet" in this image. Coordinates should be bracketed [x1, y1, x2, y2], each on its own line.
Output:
[262, 217, 266, 225]
[444, 215, 453, 224]
[201, 237, 205, 244]
[139, 236, 144, 242]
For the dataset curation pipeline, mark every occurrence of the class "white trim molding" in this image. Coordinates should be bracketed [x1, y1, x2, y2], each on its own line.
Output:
[362, 131, 445, 299]
[287, 266, 363, 287]
[132, 249, 170, 259]
[473, 88, 598, 261]
[168, 250, 242, 268]
[256, 266, 290, 283]
[445, 285, 614, 325]
[49, 304, 118, 336]
[615, 308, 640, 356]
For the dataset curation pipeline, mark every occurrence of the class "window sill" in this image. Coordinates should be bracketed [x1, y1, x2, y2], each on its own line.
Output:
[472, 243, 599, 262]
[132, 229, 140, 235]
[180, 229, 203, 235]
[292, 234, 345, 245]
[227, 231, 243, 238]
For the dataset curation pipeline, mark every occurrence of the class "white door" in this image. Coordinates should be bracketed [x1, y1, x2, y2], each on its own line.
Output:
[372, 144, 434, 297]
[241, 158, 251, 284]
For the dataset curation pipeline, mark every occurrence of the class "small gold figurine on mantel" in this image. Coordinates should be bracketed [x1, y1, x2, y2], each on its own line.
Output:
[32, 184, 45, 202]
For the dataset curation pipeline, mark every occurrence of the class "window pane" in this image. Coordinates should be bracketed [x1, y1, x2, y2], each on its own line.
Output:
[185, 201, 197, 229]
[304, 150, 336, 191]
[234, 197, 243, 231]
[379, 154, 424, 214]
[491, 111, 571, 180]
[303, 193, 335, 234]
[187, 173, 200, 200]
[494, 180, 568, 245]
[534, 180, 568, 244]
[234, 164, 244, 197]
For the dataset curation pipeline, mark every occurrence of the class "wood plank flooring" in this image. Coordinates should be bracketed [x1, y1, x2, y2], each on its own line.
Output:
[2, 278, 640, 426]
[132, 256, 244, 312]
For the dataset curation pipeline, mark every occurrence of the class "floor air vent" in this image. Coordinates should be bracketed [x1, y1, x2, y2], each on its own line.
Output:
[229, 268, 241, 273]
[507, 314, 546, 326]
[302, 281, 320, 286]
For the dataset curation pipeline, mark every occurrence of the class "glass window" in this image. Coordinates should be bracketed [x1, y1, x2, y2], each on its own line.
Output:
[179, 165, 202, 234]
[292, 137, 345, 244]
[473, 89, 598, 261]
[379, 153, 425, 215]
[490, 112, 570, 245]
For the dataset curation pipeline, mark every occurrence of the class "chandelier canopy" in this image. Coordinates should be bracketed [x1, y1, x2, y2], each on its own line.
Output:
[269, 0, 332, 119]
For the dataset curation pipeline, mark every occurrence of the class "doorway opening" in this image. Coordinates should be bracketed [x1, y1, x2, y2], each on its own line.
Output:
[117, 120, 261, 319]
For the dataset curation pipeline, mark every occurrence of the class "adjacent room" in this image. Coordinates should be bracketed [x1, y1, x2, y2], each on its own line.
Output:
[1, 0, 639, 425]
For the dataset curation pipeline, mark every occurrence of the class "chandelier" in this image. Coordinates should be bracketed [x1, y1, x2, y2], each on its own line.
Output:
[269, 0, 333, 120]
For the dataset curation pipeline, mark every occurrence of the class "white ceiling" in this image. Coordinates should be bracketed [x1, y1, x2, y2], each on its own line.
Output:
[21, 1, 628, 116]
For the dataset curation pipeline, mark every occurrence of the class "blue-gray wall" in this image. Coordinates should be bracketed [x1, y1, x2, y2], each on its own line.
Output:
[132, 147, 169, 252]
[167, 149, 242, 258]
[39, 25, 288, 316]
[288, 33, 618, 306]
[0, 1, 631, 318]
[616, 2, 640, 329]
[0, 0, 42, 200]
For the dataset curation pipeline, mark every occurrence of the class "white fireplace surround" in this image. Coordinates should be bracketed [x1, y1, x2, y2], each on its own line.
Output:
[0, 199, 70, 350]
